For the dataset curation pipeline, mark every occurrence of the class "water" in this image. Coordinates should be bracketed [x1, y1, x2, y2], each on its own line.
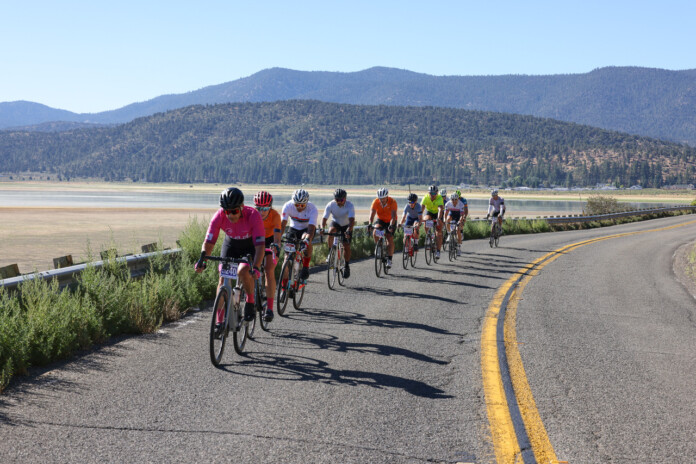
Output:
[0, 188, 677, 217]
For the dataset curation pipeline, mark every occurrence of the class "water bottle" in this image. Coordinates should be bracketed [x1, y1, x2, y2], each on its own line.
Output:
[232, 287, 241, 305]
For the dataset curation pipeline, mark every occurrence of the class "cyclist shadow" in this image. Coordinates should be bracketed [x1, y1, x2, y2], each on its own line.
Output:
[348, 286, 459, 304]
[220, 352, 454, 399]
[393, 273, 494, 289]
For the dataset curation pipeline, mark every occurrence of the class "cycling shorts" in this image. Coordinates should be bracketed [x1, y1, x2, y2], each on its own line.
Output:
[374, 219, 393, 236]
[330, 222, 353, 243]
[221, 236, 256, 262]
[405, 217, 419, 227]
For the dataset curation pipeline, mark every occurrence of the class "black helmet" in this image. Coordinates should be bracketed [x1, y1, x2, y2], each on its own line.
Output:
[220, 187, 244, 210]
[428, 185, 438, 195]
[334, 188, 347, 200]
[408, 193, 418, 203]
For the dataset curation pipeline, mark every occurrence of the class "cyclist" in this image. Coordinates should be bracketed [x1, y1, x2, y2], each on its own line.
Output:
[195, 187, 265, 328]
[444, 192, 468, 256]
[254, 190, 281, 322]
[421, 185, 445, 259]
[399, 192, 423, 252]
[369, 187, 398, 269]
[485, 189, 506, 232]
[280, 188, 318, 283]
[321, 188, 356, 278]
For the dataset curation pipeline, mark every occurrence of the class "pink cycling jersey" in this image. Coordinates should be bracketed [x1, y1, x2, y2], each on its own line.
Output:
[205, 206, 265, 247]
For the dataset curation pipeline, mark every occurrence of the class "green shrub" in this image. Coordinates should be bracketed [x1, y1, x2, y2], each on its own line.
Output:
[0, 288, 28, 392]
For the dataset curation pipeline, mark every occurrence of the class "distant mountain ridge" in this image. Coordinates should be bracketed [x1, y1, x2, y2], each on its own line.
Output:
[2, 66, 696, 145]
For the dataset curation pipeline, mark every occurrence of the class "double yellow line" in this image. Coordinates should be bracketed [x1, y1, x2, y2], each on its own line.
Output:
[481, 219, 696, 463]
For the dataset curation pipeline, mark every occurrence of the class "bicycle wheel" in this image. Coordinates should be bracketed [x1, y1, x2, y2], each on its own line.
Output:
[410, 239, 418, 267]
[402, 237, 410, 269]
[432, 237, 439, 264]
[383, 243, 390, 275]
[424, 235, 432, 265]
[337, 246, 346, 286]
[327, 246, 337, 290]
[233, 289, 248, 355]
[257, 273, 270, 332]
[210, 288, 229, 367]
[442, 231, 449, 252]
[449, 236, 456, 261]
[292, 278, 305, 309]
[276, 259, 292, 316]
[374, 240, 383, 277]
[489, 229, 495, 248]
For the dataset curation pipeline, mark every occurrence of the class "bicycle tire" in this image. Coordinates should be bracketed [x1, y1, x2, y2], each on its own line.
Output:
[276, 258, 292, 316]
[327, 246, 337, 290]
[337, 246, 346, 286]
[449, 235, 456, 261]
[233, 288, 248, 355]
[292, 278, 305, 309]
[410, 243, 418, 267]
[424, 235, 432, 265]
[402, 237, 410, 269]
[257, 273, 270, 332]
[210, 288, 229, 367]
[374, 239, 383, 277]
[432, 238, 439, 264]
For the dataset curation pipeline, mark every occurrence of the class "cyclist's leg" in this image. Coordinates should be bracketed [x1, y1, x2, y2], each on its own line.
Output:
[435, 218, 443, 250]
[264, 251, 276, 311]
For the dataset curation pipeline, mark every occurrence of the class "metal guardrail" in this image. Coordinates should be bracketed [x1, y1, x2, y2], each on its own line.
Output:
[2, 205, 694, 291]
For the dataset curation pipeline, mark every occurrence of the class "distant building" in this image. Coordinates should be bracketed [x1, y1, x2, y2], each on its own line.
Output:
[664, 184, 695, 190]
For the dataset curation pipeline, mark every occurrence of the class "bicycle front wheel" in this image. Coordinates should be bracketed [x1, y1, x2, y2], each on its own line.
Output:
[210, 288, 229, 367]
[292, 279, 305, 309]
[233, 290, 248, 355]
[424, 235, 432, 265]
[410, 241, 418, 267]
[449, 237, 456, 261]
[374, 240, 383, 277]
[402, 237, 410, 269]
[337, 247, 346, 286]
[327, 246, 337, 290]
[276, 259, 292, 316]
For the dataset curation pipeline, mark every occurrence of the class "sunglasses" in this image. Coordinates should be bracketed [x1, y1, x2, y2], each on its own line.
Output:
[255, 206, 271, 212]
[294, 203, 306, 208]
[225, 207, 241, 215]
[336, 198, 346, 203]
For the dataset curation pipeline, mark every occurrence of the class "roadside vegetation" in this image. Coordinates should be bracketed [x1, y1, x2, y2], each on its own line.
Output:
[1, 206, 693, 393]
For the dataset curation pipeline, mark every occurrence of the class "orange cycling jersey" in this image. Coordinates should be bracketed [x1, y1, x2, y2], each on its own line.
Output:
[371, 197, 398, 223]
[262, 209, 281, 238]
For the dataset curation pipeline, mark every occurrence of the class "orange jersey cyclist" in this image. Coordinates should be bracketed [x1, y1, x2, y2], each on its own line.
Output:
[253, 190, 281, 322]
[369, 187, 398, 269]
[421, 184, 445, 259]
[280, 188, 319, 282]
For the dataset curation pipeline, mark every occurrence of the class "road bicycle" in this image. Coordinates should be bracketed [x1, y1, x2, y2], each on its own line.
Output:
[249, 253, 270, 336]
[276, 236, 308, 315]
[489, 217, 503, 248]
[325, 230, 347, 289]
[447, 221, 459, 261]
[401, 224, 418, 269]
[423, 220, 439, 265]
[205, 255, 255, 366]
[373, 227, 390, 277]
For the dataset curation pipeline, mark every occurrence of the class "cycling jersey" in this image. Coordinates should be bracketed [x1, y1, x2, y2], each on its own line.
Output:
[487, 197, 506, 215]
[371, 197, 398, 223]
[421, 194, 444, 215]
[323, 200, 355, 227]
[262, 209, 282, 239]
[402, 202, 422, 221]
[445, 199, 466, 222]
[281, 201, 319, 230]
[205, 206, 265, 247]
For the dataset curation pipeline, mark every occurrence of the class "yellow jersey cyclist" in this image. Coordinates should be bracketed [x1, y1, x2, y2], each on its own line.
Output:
[254, 190, 281, 322]
[444, 192, 468, 256]
[280, 189, 318, 283]
[421, 185, 445, 259]
[400, 192, 423, 251]
[320, 188, 356, 278]
[369, 187, 398, 269]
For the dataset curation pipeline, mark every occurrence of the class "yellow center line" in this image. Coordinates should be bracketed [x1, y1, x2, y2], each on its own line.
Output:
[481, 218, 696, 463]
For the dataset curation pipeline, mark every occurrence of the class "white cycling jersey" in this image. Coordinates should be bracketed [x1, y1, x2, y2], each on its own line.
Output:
[323, 200, 355, 227]
[487, 197, 506, 216]
[281, 201, 319, 231]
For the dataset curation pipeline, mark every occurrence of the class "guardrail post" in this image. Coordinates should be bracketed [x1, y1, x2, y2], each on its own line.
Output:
[0, 264, 20, 279]
[100, 249, 118, 260]
[53, 255, 74, 269]
[141, 243, 158, 253]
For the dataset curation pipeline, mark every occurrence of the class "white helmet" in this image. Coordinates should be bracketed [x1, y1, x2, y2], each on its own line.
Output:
[440, 189, 447, 197]
[491, 189, 499, 197]
[377, 188, 389, 199]
[293, 189, 309, 204]
[450, 192, 459, 200]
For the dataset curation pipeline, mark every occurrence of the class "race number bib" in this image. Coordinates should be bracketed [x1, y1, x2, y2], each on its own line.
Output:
[284, 243, 296, 253]
[220, 264, 239, 279]
[425, 220, 434, 228]
[404, 227, 413, 236]
[374, 229, 385, 238]
[449, 223, 457, 232]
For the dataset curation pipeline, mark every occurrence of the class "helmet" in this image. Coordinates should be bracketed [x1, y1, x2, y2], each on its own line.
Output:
[450, 192, 459, 200]
[253, 191, 273, 207]
[428, 185, 438, 195]
[377, 188, 389, 199]
[220, 187, 244, 210]
[455, 190, 461, 198]
[491, 189, 499, 197]
[440, 189, 447, 197]
[293, 188, 309, 204]
[334, 188, 347, 200]
[407, 193, 418, 203]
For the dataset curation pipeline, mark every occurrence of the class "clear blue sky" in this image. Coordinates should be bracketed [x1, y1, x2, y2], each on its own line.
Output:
[2, 0, 694, 113]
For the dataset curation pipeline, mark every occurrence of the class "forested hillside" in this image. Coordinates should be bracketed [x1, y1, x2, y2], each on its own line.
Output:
[1, 100, 695, 188]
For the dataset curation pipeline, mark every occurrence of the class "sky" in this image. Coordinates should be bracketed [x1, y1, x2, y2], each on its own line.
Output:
[2, 0, 695, 114]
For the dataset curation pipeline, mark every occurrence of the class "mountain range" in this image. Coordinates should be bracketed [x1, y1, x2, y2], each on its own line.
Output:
[2, 66, 696, 145]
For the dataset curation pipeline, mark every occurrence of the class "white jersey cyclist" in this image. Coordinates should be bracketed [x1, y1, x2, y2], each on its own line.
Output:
[323, 199, 355, 227]
[445, 198, 467, 220]
[487, 196, 506, 216]
[281, 200, 319, 230]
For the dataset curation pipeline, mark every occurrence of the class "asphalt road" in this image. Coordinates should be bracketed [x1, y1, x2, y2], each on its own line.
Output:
[2, 214, 696, 463]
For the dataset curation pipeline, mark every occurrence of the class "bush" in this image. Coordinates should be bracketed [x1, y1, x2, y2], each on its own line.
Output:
[584, 194, 628, 215]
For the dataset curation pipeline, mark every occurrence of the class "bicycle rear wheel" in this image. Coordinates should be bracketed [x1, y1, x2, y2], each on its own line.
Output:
[233, 289, 248, 355]
[210, 288, 229, 367]
[292, 279, 305, 309]
[276, 259, 292, 316]
[374, 240, 383, 277]
[327, 246, 337, 290]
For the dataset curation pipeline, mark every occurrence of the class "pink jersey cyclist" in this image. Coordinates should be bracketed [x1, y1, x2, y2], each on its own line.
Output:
[205, 206, 266, 260]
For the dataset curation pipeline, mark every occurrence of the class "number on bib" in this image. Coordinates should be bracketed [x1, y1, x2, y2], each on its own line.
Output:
[220, 264, 238, 279]
[404, 227, 413, 236]
[425, 220, 434, 228]
[375, 229, 385, 238]
[284, 244, 296, 253]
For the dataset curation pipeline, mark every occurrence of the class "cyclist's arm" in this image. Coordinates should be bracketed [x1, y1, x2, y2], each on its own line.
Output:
[305, 224, 316, 242]
[280, 219, 288, 236]
[438, 205, 444, 221]
[390, 207, 398, 227]
[321, 217, 328, 231]
[348, 217, 355, 234]
[253, 243, 265, 270]
[369, 209, 376, 225]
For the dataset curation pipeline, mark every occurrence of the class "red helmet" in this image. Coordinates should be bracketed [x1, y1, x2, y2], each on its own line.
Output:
[253, 191, 273, 207]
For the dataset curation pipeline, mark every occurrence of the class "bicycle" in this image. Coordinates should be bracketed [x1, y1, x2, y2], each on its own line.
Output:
[249, 254, 270, 336]
[325, 230, 347, 289]
[423, 220, 438, 265]
[372, 226, 390, 277]
[205, 255, 255, 366]
[276, 237, 308, 315]
[401, 224, 418, 269]
[447, 221, 459, 261]
[489, 217, 503, 248]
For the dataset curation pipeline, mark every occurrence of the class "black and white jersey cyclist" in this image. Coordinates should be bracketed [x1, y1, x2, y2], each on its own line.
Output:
[321, 188, 356, 278]
[280, 189, 319, 281]
[444, 192, 468, 256]
[485, 189, 506, 229]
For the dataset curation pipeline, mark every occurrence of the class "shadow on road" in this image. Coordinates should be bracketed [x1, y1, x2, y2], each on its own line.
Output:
[220, 352, 454, 399]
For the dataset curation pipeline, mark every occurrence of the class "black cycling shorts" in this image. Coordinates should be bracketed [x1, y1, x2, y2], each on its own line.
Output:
[221, 236, 256, 261]
[330, 222, 352, 243]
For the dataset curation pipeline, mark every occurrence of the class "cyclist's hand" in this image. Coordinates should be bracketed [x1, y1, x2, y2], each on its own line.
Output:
[345, 231, 352, 241]
[388, 224, 396, 234]
[252, 267, 262, 280]
[271, 243, 280, 255]
[194, 251, 207, 273]
[319, 229, 325, 236]
[367, 224, 373, 234]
